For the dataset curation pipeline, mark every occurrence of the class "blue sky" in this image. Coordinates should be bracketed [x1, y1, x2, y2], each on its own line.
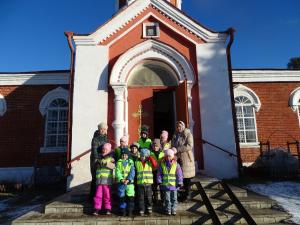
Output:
[0, 0, 299, 72]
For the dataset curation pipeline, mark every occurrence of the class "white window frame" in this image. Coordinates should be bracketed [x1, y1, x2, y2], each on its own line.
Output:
[143, 22, 160, 39]
[234, 84, 261, 148]
[289, 87, 300, 127]
[0, 94, 7, 116]
[39, 87, 69, 153]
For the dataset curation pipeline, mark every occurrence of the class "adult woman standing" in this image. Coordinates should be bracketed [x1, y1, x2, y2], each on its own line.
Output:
[171, 121, 195, 201]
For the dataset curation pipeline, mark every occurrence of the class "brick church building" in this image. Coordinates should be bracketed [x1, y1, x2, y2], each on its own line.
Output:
[0, 0, 300, 188]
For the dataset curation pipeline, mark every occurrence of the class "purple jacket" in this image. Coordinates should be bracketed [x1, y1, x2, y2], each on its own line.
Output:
[157, 158, 183, 191]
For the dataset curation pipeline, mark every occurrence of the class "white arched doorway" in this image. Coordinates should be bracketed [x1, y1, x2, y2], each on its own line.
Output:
[110, 40, 195, 144]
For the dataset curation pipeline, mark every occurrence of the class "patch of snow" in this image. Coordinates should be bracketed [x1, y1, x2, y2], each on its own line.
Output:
[246, 181, 300, 225]
[0, 199, 10, 212]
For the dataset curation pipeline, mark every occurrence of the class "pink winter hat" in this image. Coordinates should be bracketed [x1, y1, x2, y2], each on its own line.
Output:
[103, 143, 112, 152]
[120, 136, 128, 145]
[160, 130, 168, 141]
[165, 149, 175, 158]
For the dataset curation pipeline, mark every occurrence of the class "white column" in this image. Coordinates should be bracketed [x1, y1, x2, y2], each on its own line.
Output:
[112, 85, 126, 146]
[187, 82, 195, 133]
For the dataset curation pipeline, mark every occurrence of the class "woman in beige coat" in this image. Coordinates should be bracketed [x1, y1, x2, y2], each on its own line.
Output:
[171, 121, 195, 201]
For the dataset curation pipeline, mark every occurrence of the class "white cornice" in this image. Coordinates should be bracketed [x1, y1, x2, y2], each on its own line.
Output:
[73, 0, 227, 46]
[0, 72, 69, 85]
[232, 70, 300, 83]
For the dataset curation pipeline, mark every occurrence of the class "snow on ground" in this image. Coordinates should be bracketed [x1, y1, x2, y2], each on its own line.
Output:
[0, 199, 10, 212]
[246, 181, 300, 225]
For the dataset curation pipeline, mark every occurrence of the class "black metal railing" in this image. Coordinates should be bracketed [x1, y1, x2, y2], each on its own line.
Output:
[202, 139, 238, 158]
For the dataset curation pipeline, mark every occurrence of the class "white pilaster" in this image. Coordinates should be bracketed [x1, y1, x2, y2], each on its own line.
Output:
[112, 85, 126, 146]
[69, 44, 109, 188]
[196, 43, 238, 179]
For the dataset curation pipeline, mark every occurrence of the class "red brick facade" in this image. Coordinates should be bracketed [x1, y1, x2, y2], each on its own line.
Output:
[235, 82, 300, 163]
[0, 85, 68, 168]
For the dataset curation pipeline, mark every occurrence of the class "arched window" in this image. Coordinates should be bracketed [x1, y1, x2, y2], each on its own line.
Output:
[39, 87, 69, 153]
[0, 94, 7, 116]
[289, 87, 300, 126]
[234, 85, 260, 145]
[127, 60, 178, 86]
[44, 99, 68, 149]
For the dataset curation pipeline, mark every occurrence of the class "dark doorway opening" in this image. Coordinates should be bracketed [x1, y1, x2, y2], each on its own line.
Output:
[153, 90, 176, 139]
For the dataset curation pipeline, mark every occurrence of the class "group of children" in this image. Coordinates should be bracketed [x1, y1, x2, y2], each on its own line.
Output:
[93, 127, 183, 217]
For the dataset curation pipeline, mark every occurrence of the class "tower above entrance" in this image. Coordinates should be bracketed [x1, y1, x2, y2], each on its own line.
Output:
[116, 0, 182, 11]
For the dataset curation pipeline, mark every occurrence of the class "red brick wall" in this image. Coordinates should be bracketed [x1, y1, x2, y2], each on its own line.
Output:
[235, 82, 300, 163]
[0, 85, 68, 167]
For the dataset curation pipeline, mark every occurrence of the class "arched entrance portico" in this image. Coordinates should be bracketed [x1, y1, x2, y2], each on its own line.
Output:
[110, 40, 195, 144]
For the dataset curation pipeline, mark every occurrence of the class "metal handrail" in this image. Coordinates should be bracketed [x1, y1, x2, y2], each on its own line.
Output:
[195, 181, 222, 225]
[202, 139, 238, 158]
[220, 181, 257, 225]
[67, 139, 117, 166]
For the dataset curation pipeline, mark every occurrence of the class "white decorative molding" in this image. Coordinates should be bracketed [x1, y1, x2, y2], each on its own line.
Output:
[0, 94, 7, 116]
[74, 0, 227, 45]
[240, 142, 260, 149]
[107, 12, 200, 47]
[39, 87, 69, 115]
[0, 71, 69, 85]
[234, 84, 261, 112]
[232, 70, 300, 83]
[110, 40, 195, 85]
[289, 87, 300, 111]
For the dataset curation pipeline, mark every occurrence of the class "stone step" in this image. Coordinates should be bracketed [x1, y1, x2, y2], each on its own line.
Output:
[191, 186, 248, 199]
[13, 207, 291, 225]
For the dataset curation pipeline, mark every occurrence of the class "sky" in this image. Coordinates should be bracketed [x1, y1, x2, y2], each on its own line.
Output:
[0, 0, 299, 72]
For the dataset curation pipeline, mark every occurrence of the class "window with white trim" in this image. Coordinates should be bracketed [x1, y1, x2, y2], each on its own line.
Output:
[289, 87, 300, 127]
[0, 94, 7, 116]
[44, 98, 68, 150]
[235, 96, 258, 144]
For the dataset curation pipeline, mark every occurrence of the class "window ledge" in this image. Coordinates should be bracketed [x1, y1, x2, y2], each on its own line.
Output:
[239, 142, 260, 148]
[40, 147, 67, 153]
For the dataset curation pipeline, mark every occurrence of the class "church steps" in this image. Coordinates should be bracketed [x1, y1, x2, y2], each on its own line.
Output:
[13, 208, 291, 225]
[13, 175, 292, 225]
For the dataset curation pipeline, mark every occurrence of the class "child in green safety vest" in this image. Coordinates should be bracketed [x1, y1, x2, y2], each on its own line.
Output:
[135, 148, 158, 216]
[150, 139, 165, 203]
[137, 126, 152, 149]
[115, 148, 135, 217]
[157, 148, 183, 216]
[93, 143, 115, 216]
[129, 142, 140, 163]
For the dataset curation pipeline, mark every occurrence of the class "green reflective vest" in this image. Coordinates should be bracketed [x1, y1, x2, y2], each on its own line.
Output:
[135, 160, 153, 185]
[138, 138, 152, 149]
[96, 156, 114, 183]
[151, 151, 164, 164]
[116, 159, 134, 182]
[161, 162, 177, 187]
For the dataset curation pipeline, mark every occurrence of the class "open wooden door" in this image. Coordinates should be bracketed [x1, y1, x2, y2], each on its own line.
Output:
[175, 80, 189, 127]
[128, 88, 154, 143]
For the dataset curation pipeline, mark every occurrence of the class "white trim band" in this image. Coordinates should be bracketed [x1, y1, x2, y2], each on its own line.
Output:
[232, 70, 300, 82]
[0, 72, 69, 85]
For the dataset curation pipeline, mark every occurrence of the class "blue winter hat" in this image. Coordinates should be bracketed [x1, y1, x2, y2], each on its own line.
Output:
[121, 147, 130, 156]
[140, 148, 150, 157]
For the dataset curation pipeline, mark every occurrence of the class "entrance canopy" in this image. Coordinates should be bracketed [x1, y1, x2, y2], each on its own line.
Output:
[110, 40, 195, 145]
